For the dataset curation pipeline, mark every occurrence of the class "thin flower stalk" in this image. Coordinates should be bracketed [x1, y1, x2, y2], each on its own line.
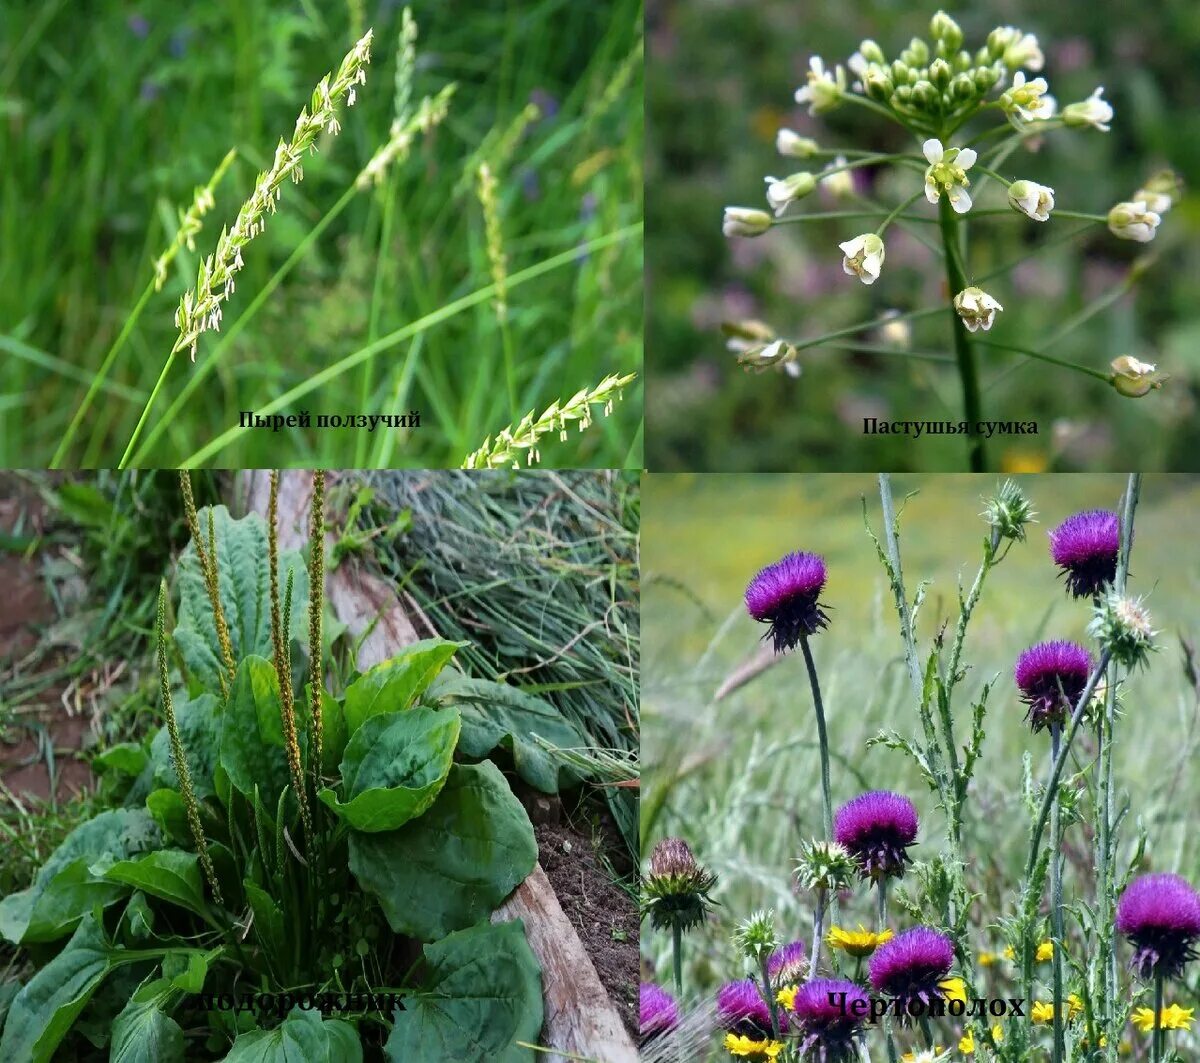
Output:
[461, 372, 637, 469]
[268, 472, 313, 852]
[307, 470, 326, 779]
[477, 160, 517, 419]
[179, 471, 236, 697]
[157, 581, 222, 906]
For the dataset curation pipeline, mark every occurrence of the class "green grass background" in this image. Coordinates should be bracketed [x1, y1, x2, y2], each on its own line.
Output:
[641, 473, 1200, 1024]
[646, 0, 1200, 472]
[1, 0, 642, 468]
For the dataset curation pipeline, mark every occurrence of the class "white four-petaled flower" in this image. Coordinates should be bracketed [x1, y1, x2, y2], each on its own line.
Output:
[1062, 87, 1113, 132]
[953, 287, 1004, 332]
[1001, 71, 1055, 123]
[923, 139, 977, 214]
[1007, 179, 1055, 222]
[839, 233, 886, 285]
[795, 56, 846, 115]
[1107, 201, 1160, 242]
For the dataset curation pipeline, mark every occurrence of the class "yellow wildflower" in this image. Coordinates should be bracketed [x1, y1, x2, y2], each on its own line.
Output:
[1037, 940, 1054, 962]
[959, 1025, 1004, 1053]
[724, 1033, 784, 1059]
[776, 985, 797, 1011]
[939, 977, 967, 1004]
[1131, 1003, 1194, 1033]
[827, 924, 894, 957]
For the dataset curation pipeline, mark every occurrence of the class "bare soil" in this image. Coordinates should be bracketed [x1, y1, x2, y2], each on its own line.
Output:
[535, 816, 639, 1038]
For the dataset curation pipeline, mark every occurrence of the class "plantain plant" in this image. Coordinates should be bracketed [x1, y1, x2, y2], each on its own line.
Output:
[0, 471, 591, 1062]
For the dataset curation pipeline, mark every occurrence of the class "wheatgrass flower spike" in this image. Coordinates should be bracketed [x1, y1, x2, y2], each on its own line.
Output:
[477, 162, 509, 323]
[157, 581, 222, 906]
[153, 149, 238, 291]
[461, 372, 636, 469]
[357, 83, 456, 190]
[171, 30, 373, 360]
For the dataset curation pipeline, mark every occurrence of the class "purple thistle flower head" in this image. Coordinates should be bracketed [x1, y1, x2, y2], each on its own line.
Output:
[1116, 873, 1200, 981]
[767, 939, 808, 984]
[1014, 640, 1093, 733]
[834, 791, 920, 881]
[745, 551, 830, 652]
[1049, 510, 1120, 599]
[717, 979, 774, 1038]
[791, 979, 869, 1062]
[869, 927, 955, 1011]
[639, 983, 680, 1040]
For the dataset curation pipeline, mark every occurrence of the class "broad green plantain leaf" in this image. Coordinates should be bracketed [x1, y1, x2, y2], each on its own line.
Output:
[109, 977, 185, 1063]
[0, 914, 113, 1063]
[149, 693, 221, 801]
[0, 810, 159, 945]
[145, 789, 189, 846]
[384, 919, 542, 1063]
[220, 656, 302, 806]
[173, 506, 308, 695]
[428, 675, 588, 793]
[242, 883, 286, 970]
[341, 639, 464, 737]
[317, 707, 459, 832]
[348, 762, 536, 940]
[220, 1005, 361, 1063]
[100, 851, 210, 920]
[92, 743, 148, 778]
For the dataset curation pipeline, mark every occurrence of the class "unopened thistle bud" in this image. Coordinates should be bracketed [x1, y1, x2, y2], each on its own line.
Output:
[794, 839, 858, 894]
[1088, 593, 1157, 672]
[734, 909, 779, 963]
[981, 479, 1037, 543]
[643, 837, 719, 934]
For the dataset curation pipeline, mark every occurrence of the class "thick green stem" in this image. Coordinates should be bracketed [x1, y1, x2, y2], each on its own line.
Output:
[799, 634, 833, 843]
[760, 953, 781, 1039]
[1050, 722, 1065, 1063]
[1152, 973, 1164, 1062]
[937, 197, 985, 471]
[808, 888, 826, 982]
[879, 879, 898, 1063]
[672, 923, 683, 998]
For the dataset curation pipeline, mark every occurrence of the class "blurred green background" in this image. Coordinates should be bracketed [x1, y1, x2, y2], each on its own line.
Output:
[641, 474, 1200, 1018]
[646, 0, 1200, 472]
[0, 0, 642, 468]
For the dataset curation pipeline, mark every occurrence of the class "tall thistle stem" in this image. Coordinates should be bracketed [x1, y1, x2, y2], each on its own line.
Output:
[1049, 721, 1065, 1063]
[157, 582, 222, 906]
[798, 633, 833, 843]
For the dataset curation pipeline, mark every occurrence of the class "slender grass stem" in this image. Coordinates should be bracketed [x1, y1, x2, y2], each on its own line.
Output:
[799, 633, 832, 843]
[937, 197, 984, 470]
[119, 350, 180, 469]
[1050, 721, 1065, 1063]
[356, 175, 400, 467]
[53, 279, 155, 467]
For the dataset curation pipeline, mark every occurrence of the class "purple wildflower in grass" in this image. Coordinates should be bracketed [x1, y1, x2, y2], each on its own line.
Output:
[639, 982, 680, 1040]
[833, 791, 919, 881]
[1116, 873, 1200, 981]
[745, 551, 830, 652]
[767, 939, 808, 984]
[1049, 509, 1120, 598]
[791, 979, 869, 1062]
[1014, 640, 1093, 732]
[717, 979, 776, 1039]
[868, 927, 955, 1011]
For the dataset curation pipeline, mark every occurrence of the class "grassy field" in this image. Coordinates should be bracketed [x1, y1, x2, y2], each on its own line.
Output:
[1, 0, 642, 469]
[641, 473, 1200, 1053]
[646, 0, 1200, 472]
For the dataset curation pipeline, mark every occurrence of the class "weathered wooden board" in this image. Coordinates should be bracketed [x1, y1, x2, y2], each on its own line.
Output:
[239, 470, 637, 1063]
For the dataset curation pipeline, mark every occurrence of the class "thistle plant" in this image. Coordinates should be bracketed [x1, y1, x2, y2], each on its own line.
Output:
[643, 836, 719, 997]
[722, 11, 1178, 471]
